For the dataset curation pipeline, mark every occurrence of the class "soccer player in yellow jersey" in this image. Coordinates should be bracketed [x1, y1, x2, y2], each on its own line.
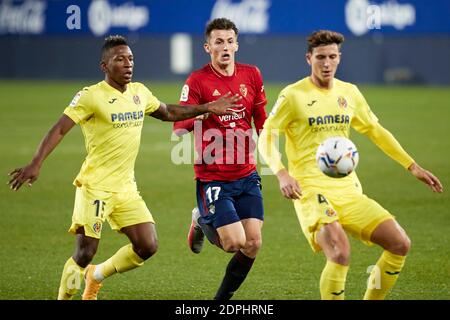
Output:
[258, 30, 443, 300]
[8, 35, 241, 300]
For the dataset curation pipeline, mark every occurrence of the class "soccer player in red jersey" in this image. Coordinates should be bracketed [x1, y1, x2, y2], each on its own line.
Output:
[173, 18, 267, 300]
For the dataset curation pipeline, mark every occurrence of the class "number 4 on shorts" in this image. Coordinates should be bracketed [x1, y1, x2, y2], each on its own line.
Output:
[317, 194, 329, 205]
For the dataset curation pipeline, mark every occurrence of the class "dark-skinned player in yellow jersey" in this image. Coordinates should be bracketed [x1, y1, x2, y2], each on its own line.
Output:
[8, 35, 242, 300]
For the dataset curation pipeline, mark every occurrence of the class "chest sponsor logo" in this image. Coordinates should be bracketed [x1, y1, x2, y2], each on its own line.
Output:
[308, 114, 350, 126]
[111, 110, 144, 129]
[111, 111, 144, 122]
[218, 109, 246, 123]
[308, 114, 350, 133]
[239, 84, 248, 97]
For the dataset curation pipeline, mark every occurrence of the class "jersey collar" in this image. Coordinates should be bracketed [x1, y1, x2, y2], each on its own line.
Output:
[209, 63, 237, 79]
[101, 80, 131, 95]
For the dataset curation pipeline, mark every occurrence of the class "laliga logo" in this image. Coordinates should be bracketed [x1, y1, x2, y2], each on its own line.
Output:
[88, 0, 149, 36]
[345, 0, 416, 36]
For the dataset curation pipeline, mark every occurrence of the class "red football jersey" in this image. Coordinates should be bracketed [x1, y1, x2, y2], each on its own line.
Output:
[173, 63, 267, 181]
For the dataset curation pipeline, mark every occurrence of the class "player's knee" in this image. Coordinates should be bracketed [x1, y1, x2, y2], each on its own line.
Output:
[221, 239, 245, 253]
[75, 246, 97, 267]
[389, 236, 411, 256]
[134, 240, 158, 260]
[246, 238, 262, 254]
[329, 247, 350, 265]
[222, 243, 240, 253]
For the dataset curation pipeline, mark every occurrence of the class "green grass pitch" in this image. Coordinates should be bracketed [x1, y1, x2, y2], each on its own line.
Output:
[0, 80, 449, 300]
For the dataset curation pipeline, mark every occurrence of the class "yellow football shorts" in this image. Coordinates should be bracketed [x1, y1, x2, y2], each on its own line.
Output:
[69, 186, 155, 239]
[293, 186, 394, 252]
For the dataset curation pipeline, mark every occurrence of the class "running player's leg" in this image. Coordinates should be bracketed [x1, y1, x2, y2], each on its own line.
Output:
[58, 187, 106, 300]
[58, 228, 99, 300]
[213, 221, 247, 300]
[195, 178, 259, 300]
[316, 222, 351, 300]
[337, 193, 408, 300]
[82, 190, 156, 300]
[364, 219, 410, 300]
[214, 172, 264, 300]
[294, 191, 349, 300]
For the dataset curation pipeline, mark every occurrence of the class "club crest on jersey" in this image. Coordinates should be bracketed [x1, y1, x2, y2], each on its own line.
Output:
[337, 96, 348, 109]
[325, 208, 337, 217]
[92, 222, 102, 234]
[208, 204, 216, 215]
[133, 95, 141, 105]
[239, 84, 248, 97]
[212, 89, 221, 96]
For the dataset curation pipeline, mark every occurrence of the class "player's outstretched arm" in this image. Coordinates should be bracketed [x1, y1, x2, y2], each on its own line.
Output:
[150, 92, 242, 122]
[258, 127, 301, 199]
[8, 115, 75, 191]
[408, 163, 443, 193]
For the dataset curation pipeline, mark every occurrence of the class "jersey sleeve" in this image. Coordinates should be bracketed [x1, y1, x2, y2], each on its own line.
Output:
[364, 123, 415, 169]
[257, 89, 293, 174]
[173, 75, 202, 134]
[141, 85, 161, 115]
[252, 66, 267, 107]
[180, 75, 202, 106]
[251, 66, 267, 134]
[253, 105, 267, 134]
[63, 88, 94, 124]
[351, 85, 379, 133]
[263, 89, 293, 131]
[351, 85, 414, 169]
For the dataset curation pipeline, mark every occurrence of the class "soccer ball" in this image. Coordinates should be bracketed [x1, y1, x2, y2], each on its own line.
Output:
[316, 137, 359, 178]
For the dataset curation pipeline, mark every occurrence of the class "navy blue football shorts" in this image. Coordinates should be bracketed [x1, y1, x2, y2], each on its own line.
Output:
[196, 171, 264, 229]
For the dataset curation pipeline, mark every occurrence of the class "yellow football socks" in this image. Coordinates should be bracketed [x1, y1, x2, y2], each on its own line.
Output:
[94, 244, 144, 281]
[320, 260, 349, 300]
[364, 250, 406, 300]
[57, 257, 85, 300]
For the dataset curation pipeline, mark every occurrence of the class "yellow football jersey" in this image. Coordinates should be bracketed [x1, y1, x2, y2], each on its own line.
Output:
[260, 77, 414, 190]
[64, 81, 160, 192]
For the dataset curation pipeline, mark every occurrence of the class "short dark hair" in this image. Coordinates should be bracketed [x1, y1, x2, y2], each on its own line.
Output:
[101, 35, 128, 61]
[205, 18, 239, 41]
[307, 30, 345, 53]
